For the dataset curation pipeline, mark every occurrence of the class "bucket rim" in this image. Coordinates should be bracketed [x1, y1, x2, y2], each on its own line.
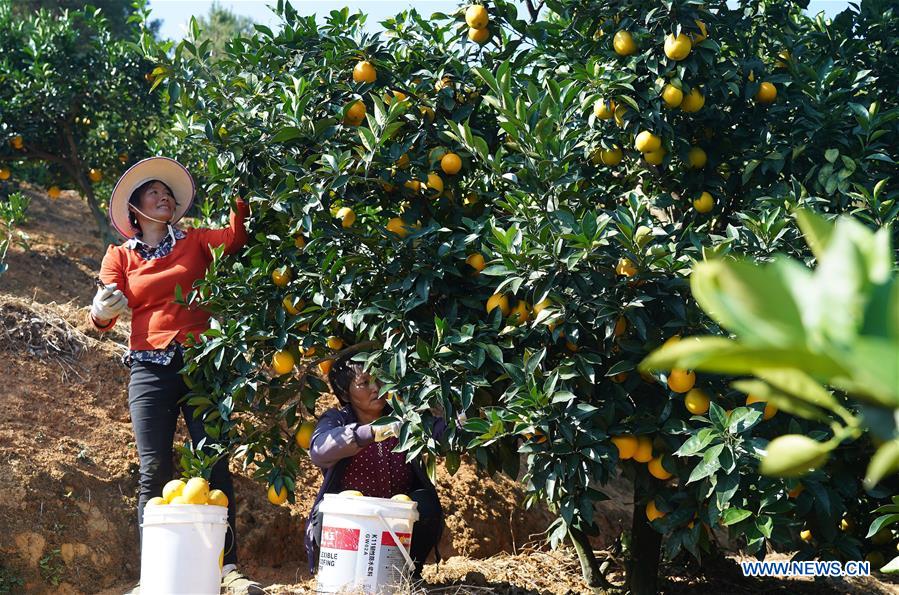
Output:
[319, 493, 420, 521]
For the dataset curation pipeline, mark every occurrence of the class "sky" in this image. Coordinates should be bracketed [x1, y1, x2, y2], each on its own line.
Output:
[148, 0, 854, 41]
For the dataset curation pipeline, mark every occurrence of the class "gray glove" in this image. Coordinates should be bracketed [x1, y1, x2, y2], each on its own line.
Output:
[373, 421, 403, 442]
[90, 283, 129, 322]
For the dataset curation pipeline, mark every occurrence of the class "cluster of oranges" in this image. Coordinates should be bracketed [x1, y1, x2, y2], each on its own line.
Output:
[146, 477, 228, 508]
[595, 21, 781, 216]
[465, 4, 490, 45]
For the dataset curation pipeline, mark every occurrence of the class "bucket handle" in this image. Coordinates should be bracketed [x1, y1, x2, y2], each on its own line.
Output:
[375, 511, 415, 572]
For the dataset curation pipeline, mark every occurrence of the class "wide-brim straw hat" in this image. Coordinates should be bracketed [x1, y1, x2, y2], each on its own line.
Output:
[108, 156, 195, 239]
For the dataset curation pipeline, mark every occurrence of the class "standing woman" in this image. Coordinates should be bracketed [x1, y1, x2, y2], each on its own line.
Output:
[88, 157, 261, 594]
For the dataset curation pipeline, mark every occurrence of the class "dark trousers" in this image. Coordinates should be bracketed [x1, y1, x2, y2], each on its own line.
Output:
[128, 349, 238, 565]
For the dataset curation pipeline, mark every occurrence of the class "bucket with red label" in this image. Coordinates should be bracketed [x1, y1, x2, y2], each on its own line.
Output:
[316, 493, 419, 593]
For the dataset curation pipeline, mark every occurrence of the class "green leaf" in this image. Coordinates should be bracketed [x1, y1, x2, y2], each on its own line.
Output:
[731, 380, 831, 422]
[721, 508, 752, 526]
[825, 148, 839, 163]
[687, 443, 724, 484]
[866, 513, 899, 538]
[676, 428, 717, 457]
[760, 435, 831, 478]
[690, 258, 806, 347]
[272, 127, 303, 143]
[879, 555, 899, 574]
[865, 439, 899, 489]
[794, 208, 834, 262]
[641, 336, 840, 378]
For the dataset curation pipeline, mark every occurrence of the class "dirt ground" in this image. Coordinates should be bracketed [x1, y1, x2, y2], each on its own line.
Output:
[2, 185, 899, 594]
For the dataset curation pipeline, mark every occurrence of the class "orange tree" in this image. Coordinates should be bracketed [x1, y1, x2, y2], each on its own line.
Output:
[0, 1, 163, 243]
[143, 0, 898, 591]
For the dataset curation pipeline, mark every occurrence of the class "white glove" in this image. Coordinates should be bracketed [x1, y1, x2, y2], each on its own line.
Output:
[373, 421, 403, 442]
[91, 283, 129, 322]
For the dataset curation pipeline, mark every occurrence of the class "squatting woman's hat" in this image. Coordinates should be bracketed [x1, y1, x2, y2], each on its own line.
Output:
[108, 156, 195, 239]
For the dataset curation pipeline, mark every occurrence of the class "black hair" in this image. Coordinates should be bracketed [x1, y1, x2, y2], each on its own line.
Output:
[128, 179, 177, 233]
[328, 353, 366, 405]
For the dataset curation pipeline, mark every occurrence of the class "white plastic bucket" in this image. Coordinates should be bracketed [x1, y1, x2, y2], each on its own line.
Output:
[139, 503, 228, 595]
[316, 494, 419, 594]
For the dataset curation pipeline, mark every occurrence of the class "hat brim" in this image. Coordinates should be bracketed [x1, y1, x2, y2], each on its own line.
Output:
[109, 157, 196, 239]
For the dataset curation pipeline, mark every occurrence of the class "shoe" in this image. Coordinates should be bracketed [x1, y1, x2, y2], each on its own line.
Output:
[221, 569, 265, 594]
[123, 583, 140, 595]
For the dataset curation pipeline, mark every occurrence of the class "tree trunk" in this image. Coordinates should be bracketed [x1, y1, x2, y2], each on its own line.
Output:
[80, 178, 117, 246]
[568, 525, 618, 592]
[627, 468, 662, 595]
[61, 121, 117, 246]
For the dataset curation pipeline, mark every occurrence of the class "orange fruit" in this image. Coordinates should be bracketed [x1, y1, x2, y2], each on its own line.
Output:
[680, 88, 705, 113]
[613, 317, 627, 337]
[88, 168, 103, 182]
[746, 394, 777, 420]
[532, 298, 553, 318]
[692, 20, 708, 43]
[634, 436, 653, 463]
[207, 489, 228, 508]
[425, 172, 444, 196]
[339, 490, 364, 497]
[466, 252, 486, 273]
[510, 300, 531, 324]
[664, 33, 692, 61]
[661, 84, 683, 108]
[419, 106, 436, 122]
[295, 421, 316, 449]
[613, 30, 637, 56]
[486, 293, 510, 316]
[468, 27, 490, 44]
[648, 456, 673, 480]
[667, 369, 695, 393]
[800, 529, 812, 542]
[465, 4, 489, 29]
[615, 257, 638, 277]
[162, 479, 186, 502]
[755, 82, 777, 104]
[0, 167, 9, 181]
[118, 152, 129, 163]
[693, 191, 714, 213]
[10, 135, 23, 150]
[404, 179, 422, 193]
[267, 484, 288, 505]
[336, 206, 355, 228]
[182, 477, 210, 504]
[391, 494, 412, 502]
[593, 99, 616, 119]
[294, 235, 306, 249]
[344, 100, 366, 125]
[395, 153, 410, 169]
[146, 496, 167, 507]
[387, 217, 411, 238]
[272, 267, 292, 287]
[272, 350, 295, 376]
[646, 499, 665, 521]
[326, 336, 344, 350]
[598, 146, 623, 166]
[634, 131, 661, 153]
[687, 147, 707, 169]
[643, 148, 666, 166]
[352, 60, 376, 84]
[684, 389, 711, 415]
[282, 295, 304, 315]
[788, 484, 804, 498]
[441, 152, 462, 175]
[611, 435, 638, 460]
[48, 186, 61, 199]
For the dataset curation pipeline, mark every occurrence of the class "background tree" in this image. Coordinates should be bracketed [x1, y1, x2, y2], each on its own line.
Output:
[0, 1, 163, 244]
[194, 1, 256, 61]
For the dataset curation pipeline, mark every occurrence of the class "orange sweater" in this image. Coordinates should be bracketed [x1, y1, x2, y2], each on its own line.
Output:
[90, 198, 249, 350]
